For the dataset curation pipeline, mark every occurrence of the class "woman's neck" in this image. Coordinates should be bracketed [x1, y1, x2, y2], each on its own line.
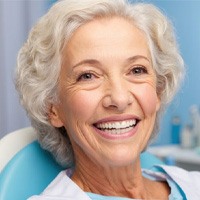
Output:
[70, 144, 170, 199]
[71, 155, 155, 199]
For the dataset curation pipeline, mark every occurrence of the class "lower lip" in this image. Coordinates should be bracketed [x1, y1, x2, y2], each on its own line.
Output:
[93, 123, 139, 140]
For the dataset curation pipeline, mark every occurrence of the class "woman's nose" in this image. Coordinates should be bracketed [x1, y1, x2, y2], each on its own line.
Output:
[102, 80, 133, 112]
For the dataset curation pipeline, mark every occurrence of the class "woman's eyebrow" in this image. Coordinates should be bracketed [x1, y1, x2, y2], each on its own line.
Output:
[126, 55, 151, 63]
[72, 59, 100, 69]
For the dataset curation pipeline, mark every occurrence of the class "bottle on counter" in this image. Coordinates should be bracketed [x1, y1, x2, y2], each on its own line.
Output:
[189, 105, 200, 147]
[171, 116, 181, 144]
[180, 124, 194, 149]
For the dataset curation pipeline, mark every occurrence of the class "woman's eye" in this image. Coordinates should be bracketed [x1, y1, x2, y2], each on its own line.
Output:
[77, 72, 95, 81]
[131, 66, 147, 75]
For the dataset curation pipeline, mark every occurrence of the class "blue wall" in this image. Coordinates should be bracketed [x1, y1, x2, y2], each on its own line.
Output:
[138, 1, 200, 145]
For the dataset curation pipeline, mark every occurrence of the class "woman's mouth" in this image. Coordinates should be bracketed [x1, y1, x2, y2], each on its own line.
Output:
[93, 118, 140, 139]
[95, 119, 137, 134]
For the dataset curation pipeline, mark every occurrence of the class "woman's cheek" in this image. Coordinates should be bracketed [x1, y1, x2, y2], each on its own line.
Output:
[67, 89, 101, 119]
[133, 84, 160, 115]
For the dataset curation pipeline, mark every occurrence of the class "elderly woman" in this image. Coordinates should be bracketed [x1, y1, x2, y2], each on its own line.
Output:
[16, 0, 200, 199]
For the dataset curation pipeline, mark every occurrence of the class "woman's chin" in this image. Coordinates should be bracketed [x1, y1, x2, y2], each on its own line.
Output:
[97, 149, 140, 169]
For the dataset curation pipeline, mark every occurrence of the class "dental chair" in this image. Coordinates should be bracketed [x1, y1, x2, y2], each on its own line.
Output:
[0, 127, 163, 200]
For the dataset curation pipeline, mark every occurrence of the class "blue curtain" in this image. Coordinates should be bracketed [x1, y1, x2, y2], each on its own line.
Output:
[0, 1, 51, 138]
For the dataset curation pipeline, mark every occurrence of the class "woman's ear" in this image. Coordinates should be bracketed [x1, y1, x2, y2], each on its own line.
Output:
[156, 96, 161, 112]
[49, 105, 64, 128]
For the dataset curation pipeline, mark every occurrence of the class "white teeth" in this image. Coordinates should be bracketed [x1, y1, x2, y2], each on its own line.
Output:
[96, 119, 136, 130]
[106, 126, 133, 134]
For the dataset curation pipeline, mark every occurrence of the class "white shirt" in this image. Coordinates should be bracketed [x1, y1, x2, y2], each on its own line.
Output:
[28, 165, 200, 200]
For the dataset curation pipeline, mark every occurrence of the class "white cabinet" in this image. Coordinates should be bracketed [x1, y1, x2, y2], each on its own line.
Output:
[148, 145, 200, 171]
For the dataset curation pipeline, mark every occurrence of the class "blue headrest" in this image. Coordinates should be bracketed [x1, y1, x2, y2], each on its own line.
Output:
[0, 141, 64, 200]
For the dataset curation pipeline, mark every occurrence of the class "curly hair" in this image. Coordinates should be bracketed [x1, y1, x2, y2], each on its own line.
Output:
[15, 0, 185, 167]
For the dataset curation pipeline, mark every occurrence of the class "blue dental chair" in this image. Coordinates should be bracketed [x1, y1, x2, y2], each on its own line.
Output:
[0, 127, 163, 200]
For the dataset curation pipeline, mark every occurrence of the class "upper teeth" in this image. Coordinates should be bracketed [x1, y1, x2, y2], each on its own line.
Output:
[96, 120, 136, 130]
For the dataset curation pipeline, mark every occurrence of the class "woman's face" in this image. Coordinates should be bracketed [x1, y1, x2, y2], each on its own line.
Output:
[51, 17, 160, 168]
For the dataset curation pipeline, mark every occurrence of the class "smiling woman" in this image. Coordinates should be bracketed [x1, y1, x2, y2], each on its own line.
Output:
[50, 17, 160, 170]
[15, 0, 200, 199]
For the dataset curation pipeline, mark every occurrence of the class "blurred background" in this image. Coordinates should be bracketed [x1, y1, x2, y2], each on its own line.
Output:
[0, 0, 200, 170]
[0, 0, 53, 137]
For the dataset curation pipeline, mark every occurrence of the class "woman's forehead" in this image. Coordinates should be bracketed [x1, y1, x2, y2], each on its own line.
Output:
[61, 17, 151, 67]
